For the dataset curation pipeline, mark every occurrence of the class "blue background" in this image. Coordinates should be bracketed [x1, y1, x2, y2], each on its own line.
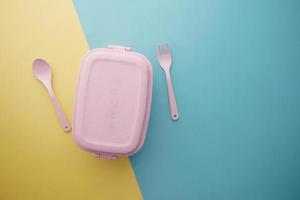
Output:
[73, 0, 300, 199]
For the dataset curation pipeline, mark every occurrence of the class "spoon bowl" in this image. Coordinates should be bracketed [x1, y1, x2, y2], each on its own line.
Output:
[32, 58, 52, 86]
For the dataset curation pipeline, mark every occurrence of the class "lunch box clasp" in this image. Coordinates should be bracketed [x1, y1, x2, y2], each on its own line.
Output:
[107, 44, 132, 51]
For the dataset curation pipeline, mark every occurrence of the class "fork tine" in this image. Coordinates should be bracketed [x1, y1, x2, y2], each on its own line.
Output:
[165, 44, 170, 54]
[162, 45, 165, 54]
[157, 43, 171, 55]
[162, 44, 167, 54]
[159, 44, 163, 54]
[157, 45, 162, 55]
[161, 45, 165, 54]
[164, 44, 170, 55]
[157, 44, 163, 55]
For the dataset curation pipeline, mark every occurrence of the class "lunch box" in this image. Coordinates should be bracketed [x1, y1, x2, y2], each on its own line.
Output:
[73, 45, 153, 159]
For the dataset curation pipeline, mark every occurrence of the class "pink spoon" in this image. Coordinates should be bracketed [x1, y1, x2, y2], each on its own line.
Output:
[32, 58, 71, 132]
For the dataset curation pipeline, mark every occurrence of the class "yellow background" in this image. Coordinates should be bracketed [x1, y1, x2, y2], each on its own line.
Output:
[0, 1, 142, 199]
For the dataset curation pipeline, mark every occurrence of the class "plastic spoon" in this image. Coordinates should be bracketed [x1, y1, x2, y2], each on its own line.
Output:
[32, 58, 71, 132]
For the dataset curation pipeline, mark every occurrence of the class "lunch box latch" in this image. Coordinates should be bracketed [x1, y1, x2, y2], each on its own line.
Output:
[96, 153, 118, 160]
[107, 44, 132, 51]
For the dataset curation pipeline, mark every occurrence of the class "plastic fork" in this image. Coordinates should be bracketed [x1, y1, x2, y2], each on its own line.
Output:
[157, 44, 179, 121]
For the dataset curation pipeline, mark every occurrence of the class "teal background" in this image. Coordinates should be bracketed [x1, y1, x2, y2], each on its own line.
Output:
[73, 0, 300, 199]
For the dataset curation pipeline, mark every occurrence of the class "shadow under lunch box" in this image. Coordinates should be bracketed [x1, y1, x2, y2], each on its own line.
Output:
[73, 45, 153, 159]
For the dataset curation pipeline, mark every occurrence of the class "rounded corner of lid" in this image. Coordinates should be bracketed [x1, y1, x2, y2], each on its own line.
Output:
[120, 135, 146, 155]
[73, 130, 90, 151]
[135, 52, 153, 66]
[81, 48, 109, 63]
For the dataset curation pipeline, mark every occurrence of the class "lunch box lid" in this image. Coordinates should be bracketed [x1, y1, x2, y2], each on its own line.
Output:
[73, 45, 152, 157]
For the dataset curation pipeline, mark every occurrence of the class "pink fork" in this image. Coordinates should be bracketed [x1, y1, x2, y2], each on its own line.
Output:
[157, 44, 179, 121]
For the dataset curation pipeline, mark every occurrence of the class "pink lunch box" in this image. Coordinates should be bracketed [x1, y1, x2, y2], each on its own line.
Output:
[73, 45, 153, 159]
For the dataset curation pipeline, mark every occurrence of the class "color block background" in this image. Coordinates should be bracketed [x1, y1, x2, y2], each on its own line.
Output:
[0, 1, 142, 200]
[73, 0, 300, 199]
[1, 0, 300, 200]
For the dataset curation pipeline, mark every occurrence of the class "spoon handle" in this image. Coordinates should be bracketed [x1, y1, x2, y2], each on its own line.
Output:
[48, 88, 71, 132]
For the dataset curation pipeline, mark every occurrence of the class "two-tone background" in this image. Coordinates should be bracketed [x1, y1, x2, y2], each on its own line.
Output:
[1, 1, 300, 199]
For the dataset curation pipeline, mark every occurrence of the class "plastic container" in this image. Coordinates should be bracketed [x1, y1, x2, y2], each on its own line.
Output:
[73, 45, 152, 159]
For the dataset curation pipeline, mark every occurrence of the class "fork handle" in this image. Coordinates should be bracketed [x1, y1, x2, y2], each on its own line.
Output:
[165, 71, 179, 120]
